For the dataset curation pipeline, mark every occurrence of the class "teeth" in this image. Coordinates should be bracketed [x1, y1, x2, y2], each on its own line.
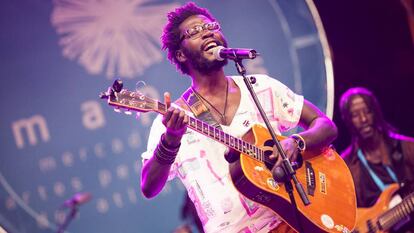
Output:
[205, 42, 218, 50]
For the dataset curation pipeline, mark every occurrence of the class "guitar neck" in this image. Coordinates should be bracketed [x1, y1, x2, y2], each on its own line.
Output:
[155, 102, 265, 162]
[106, 88, 266, 163]
[377, 192, 414, 230]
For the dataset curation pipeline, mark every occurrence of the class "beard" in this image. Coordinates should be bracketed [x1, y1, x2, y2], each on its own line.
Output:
[182, 46, 228, 75]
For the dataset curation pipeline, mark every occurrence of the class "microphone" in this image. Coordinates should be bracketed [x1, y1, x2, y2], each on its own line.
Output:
[62, 192, 92, 208]
[212, 46, 258, 61]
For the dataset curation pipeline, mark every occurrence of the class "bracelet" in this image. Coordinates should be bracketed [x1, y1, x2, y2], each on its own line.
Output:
[290, 134, 306, 152]
[160, 134, 181, 152]
[154, 134, 181, 165]
[154, 147, 176, 165]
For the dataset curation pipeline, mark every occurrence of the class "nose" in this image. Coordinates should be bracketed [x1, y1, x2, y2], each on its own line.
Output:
[201, 28, 214, 39]
[359, 112, 368, 123]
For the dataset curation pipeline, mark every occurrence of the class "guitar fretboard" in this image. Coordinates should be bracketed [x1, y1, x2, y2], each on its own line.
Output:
[378, 192, 414, 230]
[157, 102, 265, 163]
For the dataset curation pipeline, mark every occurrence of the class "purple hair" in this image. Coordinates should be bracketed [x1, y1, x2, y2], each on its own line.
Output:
[161, 2, 216, 75]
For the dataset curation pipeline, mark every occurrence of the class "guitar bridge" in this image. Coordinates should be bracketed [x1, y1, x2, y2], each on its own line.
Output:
[306, 161, 315, 196]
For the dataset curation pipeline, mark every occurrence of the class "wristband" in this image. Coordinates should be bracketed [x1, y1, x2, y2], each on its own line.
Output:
[160, 133, 181, 151]
[154, 147, 176, 165]
[154, 134, 181, 165]
[290, 134, 306, 152]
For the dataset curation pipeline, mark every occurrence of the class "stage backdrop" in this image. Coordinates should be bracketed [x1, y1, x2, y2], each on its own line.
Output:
[0, 0, 332, 232]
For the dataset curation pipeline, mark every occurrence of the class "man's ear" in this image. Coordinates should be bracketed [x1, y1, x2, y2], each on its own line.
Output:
[175, 50, 187, 63]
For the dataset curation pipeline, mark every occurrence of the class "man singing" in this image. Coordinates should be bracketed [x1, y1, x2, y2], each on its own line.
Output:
[141, 2, 337, 232]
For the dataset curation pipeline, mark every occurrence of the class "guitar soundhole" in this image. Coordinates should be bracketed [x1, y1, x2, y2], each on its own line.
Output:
[264, 139, 274, 148]
[263, 139, 275, 170]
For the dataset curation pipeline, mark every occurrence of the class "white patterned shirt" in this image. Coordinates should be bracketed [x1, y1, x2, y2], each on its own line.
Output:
[142, 75, 304, 233]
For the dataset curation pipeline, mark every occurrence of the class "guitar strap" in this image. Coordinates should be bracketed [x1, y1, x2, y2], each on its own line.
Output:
[181, 88, 222, 130]
[357, 149, 398, 191]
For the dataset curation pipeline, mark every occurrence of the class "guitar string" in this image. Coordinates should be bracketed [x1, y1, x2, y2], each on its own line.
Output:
[157, 96, 273, 164]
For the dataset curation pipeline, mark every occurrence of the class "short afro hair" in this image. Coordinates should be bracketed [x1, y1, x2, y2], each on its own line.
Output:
[161, 2, 216, 75]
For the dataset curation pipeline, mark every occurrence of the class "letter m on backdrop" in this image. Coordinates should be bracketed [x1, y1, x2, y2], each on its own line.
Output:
[12, 115, 50, 149]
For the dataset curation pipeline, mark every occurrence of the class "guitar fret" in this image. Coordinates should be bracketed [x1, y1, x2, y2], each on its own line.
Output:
[379, 196, 414, 230]
[225, 133, 229, 146]
[399, 203, 407, 219]
[400, 204, 407, 218]
[247, 143, 252, 157]
[208, 125, 215, 137]
[396, 206, 403, 221]
[380, 212, 394, 228]
[251, 146, 255, 158]
[235, 138, 239, 151]
[254, 147, 258, 160]
[259, 148, 263, 161]
[239, 139, 243, 152]
[214, 127, 219, 140]
[240, 140, 243, 153]
[230, 136, 235, 148]
[250, 144, 255, 159]
[403, 202, 411, 216]
[408, 196, 414, 211]
[220, 130, 224, 143]
[197, 119, 203, 131]
[189, 118, 196, 127]
[396, 206, 404, 222]
[201, 122, 208, 135]
[399, 203, 407, 217]
[242, 141, 246, 154]
[407, 197, 412, 211]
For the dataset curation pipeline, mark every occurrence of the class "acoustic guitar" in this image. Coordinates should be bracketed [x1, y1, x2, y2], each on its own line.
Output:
[100, 81, 357, 233]
[354, 183, 414, 233]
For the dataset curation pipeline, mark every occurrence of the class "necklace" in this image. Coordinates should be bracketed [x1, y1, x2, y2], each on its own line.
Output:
[192, 78, 229, 125]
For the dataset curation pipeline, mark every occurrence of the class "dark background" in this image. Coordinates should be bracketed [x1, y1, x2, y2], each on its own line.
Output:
[314, 0, 414, 152]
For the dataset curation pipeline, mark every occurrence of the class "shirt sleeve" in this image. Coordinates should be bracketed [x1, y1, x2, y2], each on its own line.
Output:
[141, 114, 164, 161]
[140, 114, 178, 180]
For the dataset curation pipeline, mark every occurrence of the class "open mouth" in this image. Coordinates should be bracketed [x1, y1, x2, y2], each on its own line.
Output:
[360, 125, 373, 134]
[203, 41, 219, 52]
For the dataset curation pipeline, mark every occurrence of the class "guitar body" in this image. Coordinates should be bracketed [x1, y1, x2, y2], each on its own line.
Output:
[229, 124, 357, 233]
[354, 183, 399, 233]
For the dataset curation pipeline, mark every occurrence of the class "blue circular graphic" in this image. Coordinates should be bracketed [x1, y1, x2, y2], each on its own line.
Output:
[0, 1, 332, 232]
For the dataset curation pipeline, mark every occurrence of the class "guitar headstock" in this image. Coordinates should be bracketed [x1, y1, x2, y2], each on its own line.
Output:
[100, 79, 161, 114]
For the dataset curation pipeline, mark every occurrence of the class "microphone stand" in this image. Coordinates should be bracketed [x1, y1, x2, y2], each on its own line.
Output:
[56, 206, 78, 233]
[233, 58, 310, 233]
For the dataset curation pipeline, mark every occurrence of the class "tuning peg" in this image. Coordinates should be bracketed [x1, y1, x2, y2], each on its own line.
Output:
[135, 112, 141, 119]
[114, 108, 122, 113]
[124, 111, 132, 115]
[99, 91, 109, 99]
[112, 79, 123, 93]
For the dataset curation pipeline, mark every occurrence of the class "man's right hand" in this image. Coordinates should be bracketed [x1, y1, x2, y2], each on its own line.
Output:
[162, 92, 188, 147]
